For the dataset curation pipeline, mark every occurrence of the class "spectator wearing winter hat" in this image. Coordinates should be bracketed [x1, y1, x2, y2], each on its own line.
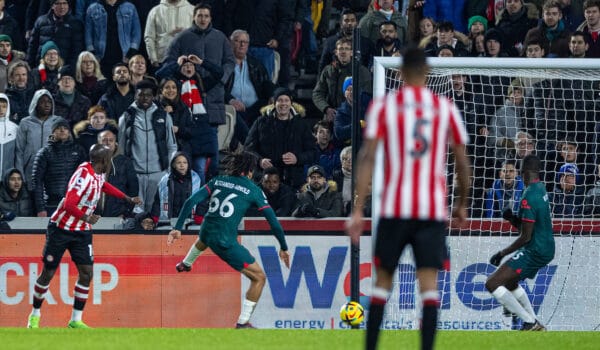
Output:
[0, 34, 25, 93]
[484, 28, 510, 57]
[334, 76, 370, 147]
[53, 65, 92, 127]
[30, 41, 63, 94]
[292, 164, 343, 218]
[26, 0, 84, 68]
[468, 15, 488, 37]
[549, 163, 584, 217]
[31, 116, 86, 216]
[15, 89, 63, 189]
[245, 87, 315, 190]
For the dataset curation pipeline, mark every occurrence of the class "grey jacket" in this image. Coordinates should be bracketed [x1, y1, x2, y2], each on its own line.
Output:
[15, 89, 62, 189]
[118, 102, 177, 174]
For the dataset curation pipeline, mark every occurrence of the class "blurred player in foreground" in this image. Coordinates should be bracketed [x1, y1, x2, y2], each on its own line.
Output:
[27, 144, 142, 329]
[167, 152, 290, 328]
[485, 155, 554, 331]
[346, 47, 471, 350]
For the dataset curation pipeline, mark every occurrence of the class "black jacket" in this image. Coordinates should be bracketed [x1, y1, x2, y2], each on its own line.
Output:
[0, 168, 34, 216]
[244, 109, 315, 189]
[5, 84, 35, 124]
[98, 84, 135, 120]
[223, 0, 294, 46]
[76, 77, 109, 105]
[31, 137, 86, 213]
[100, 154, 139, 217]
[26, 11, 84, 67]
[53, 90, 92, 127]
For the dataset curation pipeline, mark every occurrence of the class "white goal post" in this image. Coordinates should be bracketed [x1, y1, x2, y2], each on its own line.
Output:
[369, 56, 600, 331]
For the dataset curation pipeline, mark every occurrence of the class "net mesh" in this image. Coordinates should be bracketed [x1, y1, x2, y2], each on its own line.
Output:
[375, 59, 600, 330]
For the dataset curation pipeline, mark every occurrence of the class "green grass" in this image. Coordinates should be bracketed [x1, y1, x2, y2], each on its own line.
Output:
[1, 328, 598, 350]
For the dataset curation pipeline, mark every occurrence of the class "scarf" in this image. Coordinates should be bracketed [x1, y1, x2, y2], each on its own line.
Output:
[180, 79, 206, 115]
[545, 20, 565, 43]
[38, 63, 47, 83]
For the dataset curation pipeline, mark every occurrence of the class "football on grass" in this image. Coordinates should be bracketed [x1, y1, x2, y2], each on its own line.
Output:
[340, 301, 364, 326]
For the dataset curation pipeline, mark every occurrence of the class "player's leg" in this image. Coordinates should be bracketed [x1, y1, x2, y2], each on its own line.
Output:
[366, 219, 407, 350]
[412, 221, 446, 350]
[416, 268, 440, 350]
[28, 224, 69, 328]
[177, 238, 208, 272]
[68, 264, 93, 328]
[66, 233, 94, 328]
[485, 265, 537, 325]
[238, 261, 266, 327]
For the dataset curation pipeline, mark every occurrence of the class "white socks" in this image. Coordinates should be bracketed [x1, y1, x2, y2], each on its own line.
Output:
[492, 286, 535, 323]
[30, 308, 41, 317]
[511, 285, 537, 320]
[71, 309, 83, 322]
[237, 299, 257, 324]
[183, 243, 204, 266]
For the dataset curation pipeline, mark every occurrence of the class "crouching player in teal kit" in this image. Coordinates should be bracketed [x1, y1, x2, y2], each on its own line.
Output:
[485, 155, 555, 331]
[167, 152, 290, 328]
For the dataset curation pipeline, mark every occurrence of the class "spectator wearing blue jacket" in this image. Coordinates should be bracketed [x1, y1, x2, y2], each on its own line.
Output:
[85, 0, 141, 78]
[484, 160, 525, 218]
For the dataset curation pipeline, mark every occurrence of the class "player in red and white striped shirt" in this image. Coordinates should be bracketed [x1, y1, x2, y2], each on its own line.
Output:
[27, 144, 142, 329]
[346, 48, 471, 350]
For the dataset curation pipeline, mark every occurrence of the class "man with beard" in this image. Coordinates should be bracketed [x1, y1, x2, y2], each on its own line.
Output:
[319, 8, 371, 73]
[292, 164, 343, 218]
[249, 166, 296, 217]
[0, 35, 25, 92]
[99, 63, 135, 120]
[373, 21, 403, 59]
[484, 160, 525, 218]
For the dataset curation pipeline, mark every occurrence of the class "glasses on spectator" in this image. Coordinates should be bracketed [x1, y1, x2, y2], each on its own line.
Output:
[234, 39, 249, 45]
[82, 60, 95, 65]
[337, 47, 352, 52]
[341, 157, 352, 162]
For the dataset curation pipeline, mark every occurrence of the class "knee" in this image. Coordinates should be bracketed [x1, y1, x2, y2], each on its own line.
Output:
[255, 270, 266, 286]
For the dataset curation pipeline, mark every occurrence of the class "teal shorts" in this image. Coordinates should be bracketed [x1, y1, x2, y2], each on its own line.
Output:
[200, 232, 255, 271]
[506, 248, 553, 280]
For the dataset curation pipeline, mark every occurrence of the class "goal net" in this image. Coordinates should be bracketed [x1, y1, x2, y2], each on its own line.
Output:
[371, 57, 600, 331]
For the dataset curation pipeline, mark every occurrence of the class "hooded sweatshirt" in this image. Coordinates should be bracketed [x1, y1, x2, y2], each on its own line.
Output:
[0, 168, 34, 216]
[0, 93, 18, 177]
[15, 89, 63, 189]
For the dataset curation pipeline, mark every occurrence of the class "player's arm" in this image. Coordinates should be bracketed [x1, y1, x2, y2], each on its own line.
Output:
[449, 143, 471, 224]
[502, 208, 522, 228]
[345, 138, 377, 244]
[490, 220, 534, 266]
[102, 181, 141, 205]
[174, 185, 210, 230]
[260, 205, 290, 268]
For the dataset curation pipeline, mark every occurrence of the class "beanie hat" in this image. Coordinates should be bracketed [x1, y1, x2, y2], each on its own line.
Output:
[342, 76, 352, 94]
[52, 117, 70, 132]
[40, 40, 59, 59]
[484, 28, 503, 44]
[58, 65, 75, 80]
[507, 78, 523, 96]
[307, 164, 326, 177]
[273, 87, 293, 101]
[0, 34, 12, 45]
[468, 15, 488, 32]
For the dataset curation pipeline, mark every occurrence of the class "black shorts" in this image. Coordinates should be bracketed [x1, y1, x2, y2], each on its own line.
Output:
[374, 218, 446, 272]
[42, 223, 93, 269]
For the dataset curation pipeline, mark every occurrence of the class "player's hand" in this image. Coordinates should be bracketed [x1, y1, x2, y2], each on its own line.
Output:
[345, 211, 364, 245]
[489, 251, 504, 266]
[502, 208, 521, 228]
[87, 214, 101, 224]
[279, 249, 290, 268]
[167, 230, 182, 245]
[127, 196, 143, 206]
[451, 206, 467, 227]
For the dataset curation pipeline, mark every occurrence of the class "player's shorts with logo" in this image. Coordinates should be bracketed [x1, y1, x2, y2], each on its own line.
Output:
[506, 248, 553, 279]
[375, 219, 446, 272]
[42, 223, 93, 269]
[200, 231, 255, 271]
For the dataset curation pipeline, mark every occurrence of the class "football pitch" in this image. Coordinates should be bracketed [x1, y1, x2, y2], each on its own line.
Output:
[2, 328, 599, 350]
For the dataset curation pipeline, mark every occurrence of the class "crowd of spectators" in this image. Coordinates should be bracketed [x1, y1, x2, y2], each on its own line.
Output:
[0, 0, 598, 228]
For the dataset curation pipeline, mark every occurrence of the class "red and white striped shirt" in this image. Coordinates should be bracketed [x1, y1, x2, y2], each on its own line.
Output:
[50, 162, 126, 231]
[365, 86, 469, 221]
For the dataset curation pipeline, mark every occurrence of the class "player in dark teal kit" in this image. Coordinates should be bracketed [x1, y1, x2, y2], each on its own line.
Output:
[485, 155, 554, 331]
[167, 152, 290, 328]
